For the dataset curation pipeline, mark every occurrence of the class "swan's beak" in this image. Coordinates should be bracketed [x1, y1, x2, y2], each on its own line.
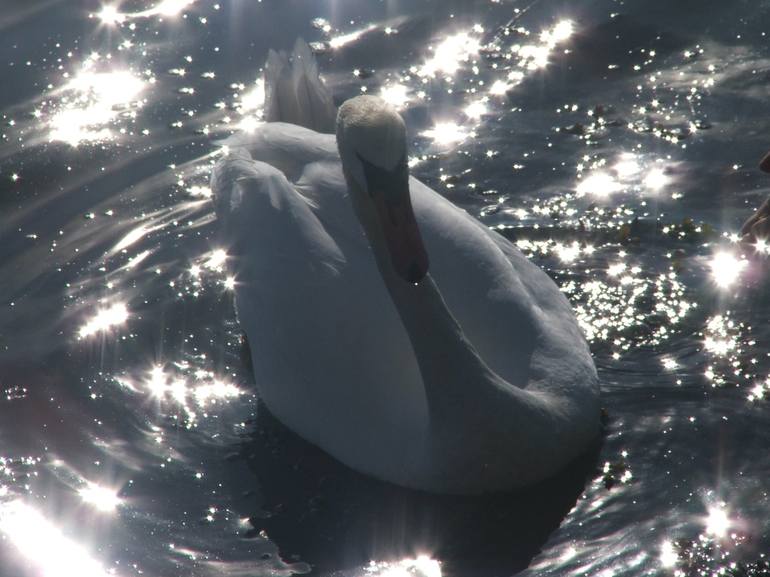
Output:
[373, 185, 430, 284]
[358, 153, 429, 283]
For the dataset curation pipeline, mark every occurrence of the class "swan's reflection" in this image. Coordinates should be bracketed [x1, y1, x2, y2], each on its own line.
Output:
[238, 402, 601, 576]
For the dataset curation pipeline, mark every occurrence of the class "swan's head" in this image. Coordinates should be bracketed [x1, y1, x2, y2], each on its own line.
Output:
[337, 95, 429, 284]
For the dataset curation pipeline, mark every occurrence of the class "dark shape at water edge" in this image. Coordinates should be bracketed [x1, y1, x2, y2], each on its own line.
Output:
[237, 401, 603, 577]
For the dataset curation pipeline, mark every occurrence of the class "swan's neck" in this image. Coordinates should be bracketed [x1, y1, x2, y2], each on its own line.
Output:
[355, 192, 504, 422]
[342, 163, 599, 491]
[382, 270, 499, 417]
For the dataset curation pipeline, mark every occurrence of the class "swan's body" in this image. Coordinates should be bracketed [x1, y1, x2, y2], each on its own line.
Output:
[212, 41, 599, 494]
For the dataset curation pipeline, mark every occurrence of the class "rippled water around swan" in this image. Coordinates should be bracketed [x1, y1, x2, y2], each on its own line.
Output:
[1, 1, 769, 576]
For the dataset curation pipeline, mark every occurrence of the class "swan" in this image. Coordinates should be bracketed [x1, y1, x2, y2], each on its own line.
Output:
[211, 40, 600, 494]
[741, 150, 770, 244]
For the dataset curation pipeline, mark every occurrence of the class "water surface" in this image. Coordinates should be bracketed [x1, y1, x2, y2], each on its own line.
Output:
[1, 1, 769, 576]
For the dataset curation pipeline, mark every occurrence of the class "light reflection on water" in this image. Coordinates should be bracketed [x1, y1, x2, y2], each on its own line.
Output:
[1, 0, 770, 576]
[365, 556, 442, 577]
[0, 500, 113, 577]
[96, 0, 198, 24]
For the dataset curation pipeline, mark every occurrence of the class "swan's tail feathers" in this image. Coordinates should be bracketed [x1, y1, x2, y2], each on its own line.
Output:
[263, 38, 336, 133]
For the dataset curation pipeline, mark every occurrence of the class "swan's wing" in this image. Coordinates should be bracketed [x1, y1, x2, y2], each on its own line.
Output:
[485, 225, 581, 322]
[211, 153, 345, 277]
[211, 151, 429, 470]
[408, 178, 596, 397]
[222, 123, 337, 183]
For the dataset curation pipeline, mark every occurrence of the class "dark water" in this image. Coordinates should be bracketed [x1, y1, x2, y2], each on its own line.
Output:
[1, 1, 769, 576]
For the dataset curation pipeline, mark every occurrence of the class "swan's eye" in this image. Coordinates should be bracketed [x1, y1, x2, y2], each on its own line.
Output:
[356, 152, 408, 199]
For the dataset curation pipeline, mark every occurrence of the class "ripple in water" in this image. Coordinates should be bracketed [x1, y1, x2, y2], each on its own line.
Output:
[1, 0, 769, 576]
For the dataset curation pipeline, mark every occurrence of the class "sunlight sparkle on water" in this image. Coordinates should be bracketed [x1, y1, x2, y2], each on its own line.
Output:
[152, 0, 197, 17]
[555, 241, 581, 263]
[66, 68, 144, 110]
[78, 482, 123, 513]
[0, 500, 114, 577]
[705, 505, 731, 538]
[205, 249, 228, 271]
[366, 555, 441, 577]
[170, 379, 188, 405]
[614, 154, 641, 179]
[701, 313, 746, 385]
[556, 250, 691, 353]
[49, 65, 146, 146]
[194, 380, 241, 405]
[143, 365, 240, 415]
[542, 20, 574, 45]
[112, 223, 163, 253]
[422, 122, 469, 145]
[748, 380, 766, 401]
[659, 540, 678, 567]
[753, 238, 770, 255]
[237, 78, 265, 112]
[380, 83, 411, 109]
[146, 366, 169, 397]
[515, 44, 551, 70]
[661, 357, 679, 370]
[704, 334, 735, 357]
[97, 4, 125, 25]
[489, 79, 512, 96]
[643, 168, 670, 192]
[95, 0, 196, 23]
[510, 20, 574, 71]
[709, 251, 746, 288]
[78, 302, 129, 338]
[464, 99, 488, 120]
[329, 24, 377, 49]
[419, 31, 481, 78]
[576, 172, 622, 197]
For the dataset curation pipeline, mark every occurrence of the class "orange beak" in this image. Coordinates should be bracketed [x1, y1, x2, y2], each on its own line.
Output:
[372, 185, 429, 284]
[359, 152, 429, 283]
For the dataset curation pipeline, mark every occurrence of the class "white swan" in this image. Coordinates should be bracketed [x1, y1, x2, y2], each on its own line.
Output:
[211, 41, 600, 494]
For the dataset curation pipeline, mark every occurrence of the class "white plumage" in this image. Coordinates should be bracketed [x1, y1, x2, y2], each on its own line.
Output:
[211, 41, 600, 494]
